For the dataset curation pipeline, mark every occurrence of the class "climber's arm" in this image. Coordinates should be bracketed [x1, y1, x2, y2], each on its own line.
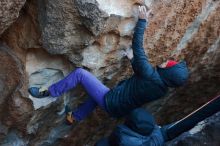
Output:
[131, 6, 154, 78]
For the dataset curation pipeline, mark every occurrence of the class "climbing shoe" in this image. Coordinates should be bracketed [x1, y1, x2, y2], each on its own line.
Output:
[65, 105, 75, 125]
[28, 87, 50, 98]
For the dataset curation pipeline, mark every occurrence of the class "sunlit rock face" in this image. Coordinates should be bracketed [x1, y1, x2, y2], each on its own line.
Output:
[97, 0, 153, 16]
[37, 0, 146, 75]
[0, 0, 219, 145]
[0, 0, 26, 35]
[146, 0, 220, 125]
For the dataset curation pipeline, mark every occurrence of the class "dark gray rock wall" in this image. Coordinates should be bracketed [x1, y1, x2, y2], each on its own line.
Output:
[166, 112, 220, 146]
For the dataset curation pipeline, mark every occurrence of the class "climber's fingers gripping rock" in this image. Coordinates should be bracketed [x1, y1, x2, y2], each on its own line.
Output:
[138, 6, 152, 20]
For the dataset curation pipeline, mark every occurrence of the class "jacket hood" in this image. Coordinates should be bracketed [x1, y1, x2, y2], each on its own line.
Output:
[157, 61, 189, 87]
[125, 108, 155, 136]
[108, 125, 164, 146]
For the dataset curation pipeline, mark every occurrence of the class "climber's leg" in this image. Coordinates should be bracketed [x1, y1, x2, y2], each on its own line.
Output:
[49, 68, 110, 109]
[72, 97, 98, 121]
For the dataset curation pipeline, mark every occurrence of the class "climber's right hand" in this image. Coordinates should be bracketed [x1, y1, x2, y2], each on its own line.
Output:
[138, 6, 152, 21]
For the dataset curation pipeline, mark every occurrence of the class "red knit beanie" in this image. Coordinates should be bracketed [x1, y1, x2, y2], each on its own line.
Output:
[166, 60, 178, 68]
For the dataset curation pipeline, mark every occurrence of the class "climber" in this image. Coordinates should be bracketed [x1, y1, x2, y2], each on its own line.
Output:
[95, 108, 164, 146]
[28, 6, 189, 124]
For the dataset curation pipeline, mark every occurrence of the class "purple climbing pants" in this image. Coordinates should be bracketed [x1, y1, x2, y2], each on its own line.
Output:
[49, 68, 110, 121]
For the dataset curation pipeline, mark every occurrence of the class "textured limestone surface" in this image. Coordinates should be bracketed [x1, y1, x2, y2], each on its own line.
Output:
[0, 0, 219, 145]
[0, 0, 26, 35]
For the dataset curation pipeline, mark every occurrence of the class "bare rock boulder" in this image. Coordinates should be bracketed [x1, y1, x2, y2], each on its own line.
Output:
[0, 44, 33, 141]
[37, 0, 94, 56]
[0, 0, 26, 35]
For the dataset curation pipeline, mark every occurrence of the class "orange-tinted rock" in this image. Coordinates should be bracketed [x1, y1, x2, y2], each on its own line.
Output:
[147, 0, 220, 125]
[0, 44, 33, 138]
[0, 44, 21, 110]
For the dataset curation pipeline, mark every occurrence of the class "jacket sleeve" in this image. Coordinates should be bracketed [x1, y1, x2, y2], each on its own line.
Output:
[131, 19, 155, 79]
